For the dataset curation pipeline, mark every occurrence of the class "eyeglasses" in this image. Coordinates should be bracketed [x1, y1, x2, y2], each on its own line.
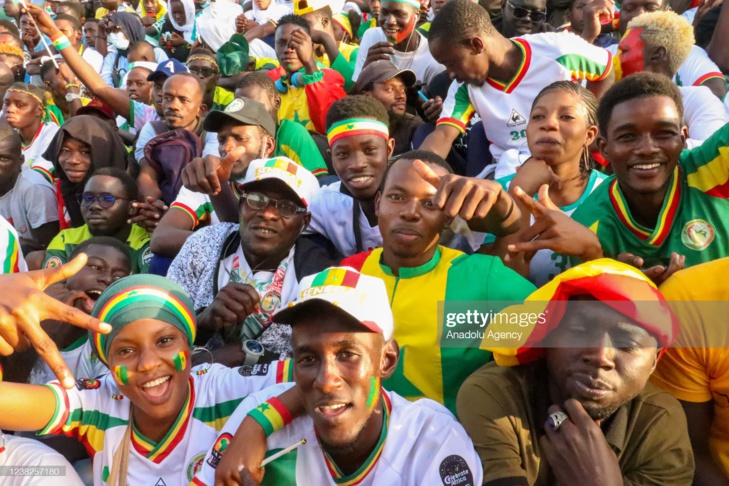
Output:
[507, 1, 547, 22]
[239, 192, 306, 218]
[188, 66, 219, 78]
[77, 193, 129, 209]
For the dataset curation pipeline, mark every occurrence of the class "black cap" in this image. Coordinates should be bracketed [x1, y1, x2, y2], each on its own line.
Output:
[203, 97, 277, 137]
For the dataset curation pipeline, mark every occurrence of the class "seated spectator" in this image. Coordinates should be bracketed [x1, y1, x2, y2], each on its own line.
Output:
[565, 0, 617, 47]
[617, 11, 727, 144]
[185, 48, 234, 112]
[235, 0, 291, 44]
[0, 274, 295, 485]
[54, 13, 104, 72]
[193, 267, 483, 485]
[491, 0, 553, 36]
[568, 73, 729, 273]
[606, 0, 727, 100]
[2, 82, 59, 181]
[650, 259, 729, 483]
[167, 158, 339, 361]
[235, 72, 329, 175]
[458, 259, 693, 485]
[155, 0, 195, 62]
[421, 0, 613, 177]
[40, 60, 91, 126]
[354, 0, 445, 85]
[44, 168, 152, 273]
[356, 60, 423, 155]
[0, 42, 25, 83]
[484, 81, 606, 287]
[297, 0, 359, 91]
[267, 14, 347, 136]
[195, 0, 277, 58]
[140, 0, 167, 27]
[0, 125, 59, 253]
[342, 152, 532, 412]
[44, 114, 128, 228]
[152, 97, 277, 258]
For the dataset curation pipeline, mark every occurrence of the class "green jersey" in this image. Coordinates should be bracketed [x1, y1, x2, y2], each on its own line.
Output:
[44, 224, 152, 273]
[274, 119, 328, 177]
[572, 122, 729, 268]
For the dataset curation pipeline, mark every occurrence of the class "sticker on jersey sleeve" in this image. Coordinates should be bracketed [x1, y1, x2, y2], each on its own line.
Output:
[75, 378, 101, 390]
[681, 219, 715, 251]
[187, 451, 207, 481]
[206, 432, 233, 469]
[506, 109, 527, 127]
[238, 363, 269, 376]
[439, 455, 475, 486]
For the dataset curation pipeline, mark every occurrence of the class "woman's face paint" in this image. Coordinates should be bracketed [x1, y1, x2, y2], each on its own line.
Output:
[617, 28, 645, 78]
[173, 350, 190, 371]
[114, 365, 129, 385]
[365, 376, 381, 412]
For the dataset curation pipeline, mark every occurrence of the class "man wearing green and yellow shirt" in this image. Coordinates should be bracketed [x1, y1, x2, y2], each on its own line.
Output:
[342, 151, 534, 413]
[186, 50, 235, 112]
[44, 170, 152, 274]
[297, 0, 359, 92]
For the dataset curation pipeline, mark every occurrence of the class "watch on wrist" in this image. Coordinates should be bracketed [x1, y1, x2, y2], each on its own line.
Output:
[65, 92, 82, 102]
[242, 340, 265, 366]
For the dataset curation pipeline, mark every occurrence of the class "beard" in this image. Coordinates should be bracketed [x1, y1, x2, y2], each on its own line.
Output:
[318, 408, 378, 456]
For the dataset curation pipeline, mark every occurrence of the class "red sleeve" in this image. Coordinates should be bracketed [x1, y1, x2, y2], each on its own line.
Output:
[305, 69, 346, 135]
[267, 66, 285, 82]
[341, 250, 372, 271]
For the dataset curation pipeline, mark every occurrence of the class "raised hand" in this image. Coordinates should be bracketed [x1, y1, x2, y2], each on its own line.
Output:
[362, 41, 395, 69]
[181, 147, 246, 195]
[0, 254, 111, 388]
[617, 251, 685, 286]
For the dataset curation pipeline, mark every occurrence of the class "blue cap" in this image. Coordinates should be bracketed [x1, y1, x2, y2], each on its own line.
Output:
[147, 59, 189, 82]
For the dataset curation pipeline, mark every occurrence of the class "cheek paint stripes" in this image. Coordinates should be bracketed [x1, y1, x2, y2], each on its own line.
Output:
[173, 350, 189, 371]
[113, 366, 129, 385]
[366, 376, 380, 412]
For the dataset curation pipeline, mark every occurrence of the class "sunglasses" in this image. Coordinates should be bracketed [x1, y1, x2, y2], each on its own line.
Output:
[188, 66, 219, 78]
[239, 192, 306, 219]
[507, 1, 547, 22]
[77, 193, 129, 209]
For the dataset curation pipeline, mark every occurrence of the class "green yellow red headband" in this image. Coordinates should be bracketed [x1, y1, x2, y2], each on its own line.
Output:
[383, 0, 421, 9]
[327, 118, 389, 145]
[90, 275, 196, 365]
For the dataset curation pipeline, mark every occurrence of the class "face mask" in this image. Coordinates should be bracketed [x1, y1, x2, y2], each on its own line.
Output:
[107, 32, 130, 50]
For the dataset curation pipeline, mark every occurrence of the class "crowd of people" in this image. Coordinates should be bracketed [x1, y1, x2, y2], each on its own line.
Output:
[0, 0, 727, 482]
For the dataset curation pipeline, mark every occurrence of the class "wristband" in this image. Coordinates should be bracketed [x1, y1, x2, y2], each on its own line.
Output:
[247, 397, 293, 437]
[52, 34, 72, 51]
[65, 83, 80, 89]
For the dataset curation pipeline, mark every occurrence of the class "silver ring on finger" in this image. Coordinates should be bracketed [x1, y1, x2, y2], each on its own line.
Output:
[547, 411, 568, 431]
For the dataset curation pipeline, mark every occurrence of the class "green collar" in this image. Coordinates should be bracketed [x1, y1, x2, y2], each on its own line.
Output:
[378, 247, 442, 279]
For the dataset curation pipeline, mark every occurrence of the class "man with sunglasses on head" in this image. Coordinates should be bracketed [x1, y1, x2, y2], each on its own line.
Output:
[168, 157, 340, 364]
[186, 48, 235, 113]
[493, 0, 552, 37]
[44, 168, 152, 273]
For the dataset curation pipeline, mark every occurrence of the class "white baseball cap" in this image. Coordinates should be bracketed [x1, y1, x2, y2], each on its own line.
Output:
[235, 157, 320, 207]
[273, 267, 394, 339]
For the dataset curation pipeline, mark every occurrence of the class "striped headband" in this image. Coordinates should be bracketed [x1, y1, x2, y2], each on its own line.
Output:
[90, 276, 196, 365]
[327, 117, 389, 145]
[6, 89, 44, 107]
[187, 56, 219, 70]
[383, 0, 421, 9]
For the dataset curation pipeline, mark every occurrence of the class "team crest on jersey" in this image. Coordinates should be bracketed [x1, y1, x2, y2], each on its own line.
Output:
[76, 378, 101, 390]
[141, 247, 153, 265]
[206, 433, 233, 469]
[681, 219, 715, 251]
[506, 109, 526, 127]
[439, 455, 474, 486]
[238, 363, 269, 376]
[46, 256, 62, 268]
[187, 452, 207, 480]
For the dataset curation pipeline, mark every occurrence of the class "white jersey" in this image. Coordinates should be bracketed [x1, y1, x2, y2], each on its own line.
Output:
[193, 383, 483, 486]
[305, 181, 382, 256]
[245, 1, 291, 25]
[354, 29, 445, 84]
[679, 85, 728, 144]
[0, 434, 84, 486]
[169, 185, 221, 230]
[31, 337, 108, 386]
[21, 122, 59, 182]
[0, 216, 27, 274]
[39, 362, 294, 486]
[439, 32, 612, 162]
[484, 169, 607, 287]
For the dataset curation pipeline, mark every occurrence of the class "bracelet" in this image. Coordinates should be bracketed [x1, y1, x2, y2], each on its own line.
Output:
[247, 397, 293, 437]
[65, 83, 80, 89]
[52, 34, 72, 51]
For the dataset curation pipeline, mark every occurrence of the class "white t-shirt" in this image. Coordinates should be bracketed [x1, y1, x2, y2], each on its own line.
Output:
[81, 47, 104, 73]
[21, 122, 59, 181]
[0, 435, 84, 486]
[439, 32, 612, 163]
[40, 362, 293, 486]
[354, 29, 445, 85]
[193, 383, 484, 486]
[0, 215, 28, 274]
[305, 181, 382, 256]
[134, 121, 220, 162]
[245, 1, 291, 25]
[679, 85, 728, 144]
[483, 170, 608, 287]
[0, 169, 58, 245]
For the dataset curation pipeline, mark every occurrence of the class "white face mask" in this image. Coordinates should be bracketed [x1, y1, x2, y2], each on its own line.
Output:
[107, 32, 130, 50]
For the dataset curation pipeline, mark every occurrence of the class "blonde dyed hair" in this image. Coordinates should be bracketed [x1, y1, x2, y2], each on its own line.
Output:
[627, 11, 694, 75]
[0, 43, 24, 61]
